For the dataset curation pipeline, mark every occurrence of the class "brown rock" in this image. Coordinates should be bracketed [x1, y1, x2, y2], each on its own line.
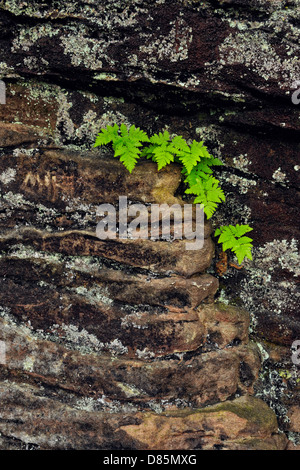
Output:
[0, 149, 183, 206]
[0, 381, 286, 450]
[0, 278, 211, 359]
[0, 227, 215, 277]
[287, 406, 300, 433]
[0, 254, 219, 308]
[1, 0, 297, 448]
[198, 302, 250, 350]
[286, 442, 300, 451]
[0, 317, 260, 405]
[0, 123, 48, 147]
[0, 82, 58, 138]
[121, 395, 287, 451]
[0, 274, 252, 359]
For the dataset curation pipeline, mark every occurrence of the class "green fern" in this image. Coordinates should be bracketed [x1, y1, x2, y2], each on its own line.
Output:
[185, 175, 226, 219]
[142, 131, 177, 170]
[176, 140, 209, 174]
[183, 156, 223, 186]
[182, 156, 224, 219]
[93, 124, 254, 265]
[214, 224, 253, 265]
[142, 133, 225, 218]
[94, 123, 149, 173]
[143, 132, 214, 175]
[142, 131, 193, 171]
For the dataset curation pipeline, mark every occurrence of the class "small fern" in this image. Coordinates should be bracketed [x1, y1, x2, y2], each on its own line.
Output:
[214, 224, 253, 265]
[141, 130, 183, 170]
[185, 175, 226, 219]
[93, 124, 254, 265]
[94, 123, 149, 173]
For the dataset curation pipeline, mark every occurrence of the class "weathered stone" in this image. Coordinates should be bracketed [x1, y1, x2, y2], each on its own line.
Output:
[0, 0, 299, 449]
[0, 149, 183, 206]
[0, 82, 59, 139]
[0, 256, 221, 357]
[120, 395, 288, 451]
[0, 227, 215, 277]
[0, 253, 250, 358]
[0, 381, 287, 450]
[0, 122, 48, 147]
[0, 254, 219, 308]
[0, 316, 260, 405]
[198, 302, 250, 350]
[0, 148, 213, 243]
[287, 406, 300, 434]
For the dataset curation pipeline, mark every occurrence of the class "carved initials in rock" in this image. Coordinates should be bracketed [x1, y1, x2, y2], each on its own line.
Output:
[22, 171, 76, 202]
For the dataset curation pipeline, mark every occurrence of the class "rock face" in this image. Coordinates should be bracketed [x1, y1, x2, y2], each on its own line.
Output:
[0, 0, 298, 449]
[0, 146, 283, 449]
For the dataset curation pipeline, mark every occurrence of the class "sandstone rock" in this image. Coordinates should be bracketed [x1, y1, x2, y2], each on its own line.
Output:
[0, 149, 182, 206]
[0, 0, 298, 449]
[0, 254, 219, 308]
[120, 395, 288, 451]
[287, 406, 300, 434]
[0, 123, 48, 147]
[0, 315, 260, 405]
[286, 442, 300, 451]
[0, 227, 215, 277]
[0, 381, 287, 450]
[198, 302, 250, 350]
[0, 253, 250, 359]
[0, 258, 220, 358]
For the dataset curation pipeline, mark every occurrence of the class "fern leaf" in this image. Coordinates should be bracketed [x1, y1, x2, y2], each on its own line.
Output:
[214, 224, 253, 265]
[193, 197, 218, 219]
[171, 135, 189, 151]
[184, 157, 223, 186]
[94, 124, 119, 147]
[119, 152, 140, 173]
[150, 131, 170, 146]
[186, 176, 224, 219]
[128, 125, 150, 143]
[152, 145, 175, 171]
[147, 131, 187, 170]
[177, 140, 204, 174]
[232, 243, 253, 265]
[231, 224, 253, 238]
[94, 124, 149, 173]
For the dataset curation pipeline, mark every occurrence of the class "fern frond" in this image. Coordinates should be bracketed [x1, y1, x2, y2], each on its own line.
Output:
[151, 145, 175, 171]
[145, 132, 189, 171]
[183, 157, 223, 186]
[176, 140, 203, 174]
[214, 224, 253, 265]
[185, 176, 225, 219]
[94, 124, 119, 147]
[94, 124, 149, 173]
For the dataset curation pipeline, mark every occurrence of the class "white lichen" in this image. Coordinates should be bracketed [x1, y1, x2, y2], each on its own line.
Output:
[272, 167, 288, 184]
[71, 285, 113, 306]
[219, 29, 300, 90]
[139, 18, 193, 63]
[239, 239, 300, 325]
[0, 168, 16, 185]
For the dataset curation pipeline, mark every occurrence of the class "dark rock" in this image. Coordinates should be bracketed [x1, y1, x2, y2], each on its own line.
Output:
[0, 0, 298, 449]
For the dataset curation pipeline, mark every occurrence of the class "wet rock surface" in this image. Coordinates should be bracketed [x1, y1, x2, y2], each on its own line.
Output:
[0, 0, 298, 450]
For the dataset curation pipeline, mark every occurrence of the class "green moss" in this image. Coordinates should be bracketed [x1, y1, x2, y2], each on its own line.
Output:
[209, 396, 277, 431]
[163, 395, 278, 434]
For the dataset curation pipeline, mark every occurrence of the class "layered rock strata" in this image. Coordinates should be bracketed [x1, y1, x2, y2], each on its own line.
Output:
[0, 0, 298, 449]
[0, 150, 286, 450]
